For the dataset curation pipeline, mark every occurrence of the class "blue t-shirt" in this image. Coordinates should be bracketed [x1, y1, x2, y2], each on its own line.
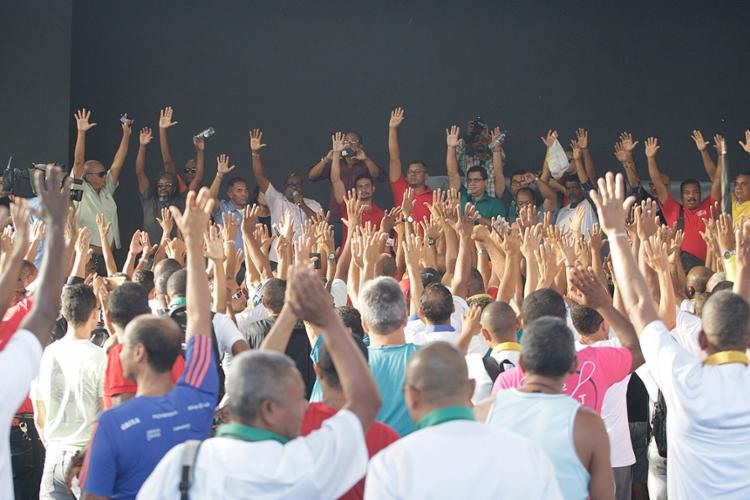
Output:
[214, 199, 246, 250]
[80, 335, 218, 499]
[369, 343, 420, 436]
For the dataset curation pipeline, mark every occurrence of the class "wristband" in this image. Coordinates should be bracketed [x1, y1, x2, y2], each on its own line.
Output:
[609, 232, 628, 239]
[251, 152, 261, 158]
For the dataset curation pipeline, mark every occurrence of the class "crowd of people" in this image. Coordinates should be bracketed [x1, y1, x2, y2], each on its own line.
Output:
[1, 105, 750, 500]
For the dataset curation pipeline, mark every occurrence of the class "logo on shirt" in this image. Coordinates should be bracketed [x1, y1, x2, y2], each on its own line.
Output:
[146, 428, 162, 441]
[173, 423, 191, 432]
[187, 402, 212, 411]
[120, 417, 141, 431]
[152, 410, 178, 419]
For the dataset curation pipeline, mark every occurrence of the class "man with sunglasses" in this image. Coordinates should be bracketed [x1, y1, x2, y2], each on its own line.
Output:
[135, 127, 185, 244]
[71, 109, 130, 275]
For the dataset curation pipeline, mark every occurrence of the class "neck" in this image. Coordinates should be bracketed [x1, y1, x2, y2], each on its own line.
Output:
[578, 333, 606, 345]
[413, 398, 471, 424]
[135, 369, 174, 397]
[411, 184, 428, 194]
[66, 325, 91, 341]
[368, 329, 406, 347]
[427, 320, 452, 327]
[320, 387, 346, 411]
[518, 374, 566, 394]
[491, 337, 519, 349]
[471, 191, 485, 201]
[230, 201, 245, 210]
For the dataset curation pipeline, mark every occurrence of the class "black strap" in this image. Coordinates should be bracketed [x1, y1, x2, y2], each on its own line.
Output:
[482, 356, 515, 383]
[676, 205, 684, 232]
[179, 439, 205, 500]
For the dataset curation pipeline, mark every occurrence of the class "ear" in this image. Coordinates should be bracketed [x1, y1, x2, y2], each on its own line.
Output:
[698, 330, 709, 351]
[133, 343, 146, 364]
[466, 378, 476, 402]
[361, 318, 371, 334]
[480, 328, 491, 342]
[258, 399, 277, 426]
[404, 384, 420, 413]
[518, 354, 526, 373]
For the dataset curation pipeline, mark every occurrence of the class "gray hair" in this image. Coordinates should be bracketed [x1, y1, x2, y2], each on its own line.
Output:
[702, 291, 750, 350]
[521, 317, 576, 378]
[226, 351, 296, 423]
[358, 277, 407, 335]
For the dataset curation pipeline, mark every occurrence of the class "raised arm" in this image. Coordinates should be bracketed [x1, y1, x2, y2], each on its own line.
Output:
[158, 106, 178, 173]
[108, 115, 132, 185]
[614, 132, 640, 189]
[72, 109, 96, 179]
[287, 265, 381, 429]
[135, 127, 152, 196]
[643, 234, 677, 330]
[0, 202, 30, 318]
[241, 206, 273, 281]
[590, 172, 658, 334]
[734, 219, 750, 300]
[690, 130, 717, 181]
[208, 154, 236, 201]
[330, 132, 347, 204]
[576, 128, 596, 183]
[490, 127, 507, 197]
[710, 139, 724, 203]
[204, 224, 227, 313]
[169, 188, 215, 341]
[20, 167, 72, 345]
[644, 138, 668, 204]
[249, 129, 270, 192]
[445, 125, 462, 191]
[95, 214, 117, 276]
[388, 107, 405, 182]
[402, 233, 423, 316]
[189, 137, 206, 192]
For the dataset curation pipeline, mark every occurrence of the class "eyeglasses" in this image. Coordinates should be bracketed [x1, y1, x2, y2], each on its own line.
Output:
[232, 289, 247, 300]
[183, 168, 196, 174]
[407, 170, 426, 176]
[86, 171, 107, 178]
[343, 140, 360, 145]
[157, 183, 174, 189]
[467, 177, 485, 183]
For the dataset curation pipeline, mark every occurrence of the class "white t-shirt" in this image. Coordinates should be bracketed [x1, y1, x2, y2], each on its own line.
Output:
[555, 198, 597, 238]
[365, 419, 562, 499]
[264, 183, 323, 262]
[640, 320, 750, 498]
[330, 278, 348, 308]
[137, 410, 367, 500]
[34, 336, 105, 449]
[0, 330, 43, 499]
[466, 348, 521, 404]
[576, 338, 634, 468]
[212, 313, 247, 372]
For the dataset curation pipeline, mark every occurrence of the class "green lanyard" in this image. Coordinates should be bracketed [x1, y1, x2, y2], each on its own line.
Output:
[215, 423, 289, 445]
[416, 406, 475, 430]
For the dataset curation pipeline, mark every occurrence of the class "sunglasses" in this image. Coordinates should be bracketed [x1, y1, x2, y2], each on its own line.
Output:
[157, 183, 174, 189]
[87, 171, 107, 178]
[183, 168, 196, 174]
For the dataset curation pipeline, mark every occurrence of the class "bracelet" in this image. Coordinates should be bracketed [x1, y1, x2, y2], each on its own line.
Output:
[320, 156, 328, 163]
[251, 152, 261, 158]
[609, 232, 628, 239]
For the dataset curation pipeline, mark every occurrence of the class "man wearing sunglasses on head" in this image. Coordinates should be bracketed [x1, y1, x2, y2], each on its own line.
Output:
[71, 109, 130, 275]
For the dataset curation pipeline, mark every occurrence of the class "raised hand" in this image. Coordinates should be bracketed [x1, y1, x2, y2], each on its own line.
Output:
[120, 113, 133, 136]
[389, 107, 405, 128]
[713, 134, 725, 154]
[35, 166, 72, 225]
[204, 224, 225, 261]
[619, 132, 638, 153]
[644, 137, 660, 158]
[570, 140, 582, 161]
[691, 130, 709, 151]
[343, 189, 365, 229]
[520, 224, 542, 259]
[129, 230, 145, 255]
[249, 129, 267, 152]
[380, 206, 402, 234]
[446, 125, 461, 147]
[139, 231, 157, 259]
[216, 154, 236, 176]
[575, 128, 589, 149]
[75, 227, 92, 260]
[613, 142, 630, 163]
[490, 126, 505, 150]
[159, 106, 178, 129]
[156, 207, 173, 238]
[569, 266, 612, 309]
[222, 211, 240, 242]
[286, 264, 338, 328]
[717, 212, 735, 253]
[95, 212, 111, 240]
[9, 201, 30, 253]
[165, 237, 186, 262]
[460, 305, 482, 338]
[402, 233, 422, 271]
[193, 137, 205, 151]
[139, 127, 153, 146]
[168, 187, 216, 241]
[420, 216, 441, 242]
[540, 130, 558, 149]
[739, 130, 750, 154]
[278, 210, 294, 241]
[401, 188, 415, 218]
[331, 131, 346, 152]
[643, 234, 669, 273]
[589, 172, 636, 235]
[635, 199, 658, 240]
[500, 225, 522, 256]
[74, 109, 97, 132]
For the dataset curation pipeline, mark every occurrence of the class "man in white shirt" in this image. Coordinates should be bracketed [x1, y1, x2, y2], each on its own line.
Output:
[0, 167, 71, 499]
[555, 176, 597, 237]
[594, 171, 750, 499]
[250, 128, 323, 261]
[34, 284, 105, 499]
[138, 266, 381, 499]
[365, 341, 562, 499]
[464, 301, 521, 403]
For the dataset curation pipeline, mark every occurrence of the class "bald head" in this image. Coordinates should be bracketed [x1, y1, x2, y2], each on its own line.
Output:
[123, 315, 182, 373]
[686, 266, 712, 296]
[406, 342, 471, 404]
[701, 291, 750, 351]
[480, 302, 518, 343]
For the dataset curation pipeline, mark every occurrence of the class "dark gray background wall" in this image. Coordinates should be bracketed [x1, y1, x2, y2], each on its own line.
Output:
[5, 0, 750, 256]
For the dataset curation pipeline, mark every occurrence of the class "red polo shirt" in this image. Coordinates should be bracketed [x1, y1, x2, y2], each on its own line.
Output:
[0, 297, 35, 420]
[301, 402, 399, 499]
[660, 195, 713, 262]
[340, 202, 386, 243]
[390, 175, 433, 224]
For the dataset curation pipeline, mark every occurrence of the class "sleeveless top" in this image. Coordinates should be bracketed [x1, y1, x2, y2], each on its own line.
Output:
[487, 389, 590, 500]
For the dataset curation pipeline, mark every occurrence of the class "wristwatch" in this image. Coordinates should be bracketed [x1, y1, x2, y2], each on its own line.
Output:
[723, 250, 736, 259]
[405, 215, 414, 224]
[427, 237, 436, 246]
[327, 252, 336, 261]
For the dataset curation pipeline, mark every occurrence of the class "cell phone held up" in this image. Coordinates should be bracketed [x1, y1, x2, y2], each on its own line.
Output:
[310, 252, 321, 270]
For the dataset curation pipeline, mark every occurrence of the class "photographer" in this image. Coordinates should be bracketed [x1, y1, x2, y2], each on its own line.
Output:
[454, 117, 505, 197]
[71, 109, 130, 275]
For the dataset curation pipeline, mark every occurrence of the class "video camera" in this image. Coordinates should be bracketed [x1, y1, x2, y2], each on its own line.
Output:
[3, 157, 83, 201]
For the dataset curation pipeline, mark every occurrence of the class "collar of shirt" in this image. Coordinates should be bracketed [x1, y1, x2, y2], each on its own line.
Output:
[215, 422, 289, 444]
[703, 350, 748, 366]
[493, 342, 521, 354]
[425, 325, 455, 333]
[416, 405, 475, 430]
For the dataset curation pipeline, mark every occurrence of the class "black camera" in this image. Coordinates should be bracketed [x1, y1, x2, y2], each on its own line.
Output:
[341, 147, 356, 159]
[3, 158, 83, 201]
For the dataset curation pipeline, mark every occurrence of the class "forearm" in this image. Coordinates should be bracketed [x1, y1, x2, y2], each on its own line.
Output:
[307, 158, 328, 181]
[387, 127, 402, 182]
[523, 256, 539, 299]
[363, 158, 380, 178]
[446, 146, 461, 190]
[208, 174, 224, 201]
[646, 157, 668, 202]
[260, 306, 298, 352]
[185, 238, 211, 339]
[191, 147, 205, 191]
[211, 259, 227, 313]
[450, 235, 471, 297]
[492, 150, 506, 197]
[598, 303, 643, 368]
[582, 149, 596, 182]
[73, 131, 86, 178]
[443, 227, 458, 273]
[109, 131, 130, 182]
[334, 236, 353, 281]
[252, 155, 270, 192]
[347, 260, 361, 308]
[498, 253, 520, 303]
[159, 128, 176, 172]
[609, 235, 658, 334]
[406, 262, 422, 316]
[621, 158, 640, 188]
[0, 248, 27, 318]
[135, 145, 149, 194]
[24, 238, 42, 263]
[331, 155, 346, 204]
[699, 149, 717, 180]
[656, 268, 676, 329]
[99, 233, 117, 276]
[242, 232, 272, 281]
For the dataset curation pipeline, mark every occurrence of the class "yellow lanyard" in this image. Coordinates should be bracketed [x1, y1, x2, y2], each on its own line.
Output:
[703, 351, 749, 366]
[493, 342, 521, 354]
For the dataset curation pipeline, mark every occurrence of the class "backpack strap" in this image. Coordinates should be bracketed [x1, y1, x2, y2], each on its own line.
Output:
[482, 356, 516, 383]
[676, 205, 684, 232]
[179, 439, 205, 500]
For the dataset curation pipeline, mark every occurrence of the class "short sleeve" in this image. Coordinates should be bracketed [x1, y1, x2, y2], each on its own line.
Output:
[390, 176, 408, 206]
[81, 421, 117, 496]
[639, 320, 702, 401]
[212, 313, 244, 355]
[660, 196, 681, 226]
[0, 330, 43, 410]
[105, 170, 118, 193]
[591, 347, 632, 387]
[177, 335, 218, 396]
[298, 409, 368, 499]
